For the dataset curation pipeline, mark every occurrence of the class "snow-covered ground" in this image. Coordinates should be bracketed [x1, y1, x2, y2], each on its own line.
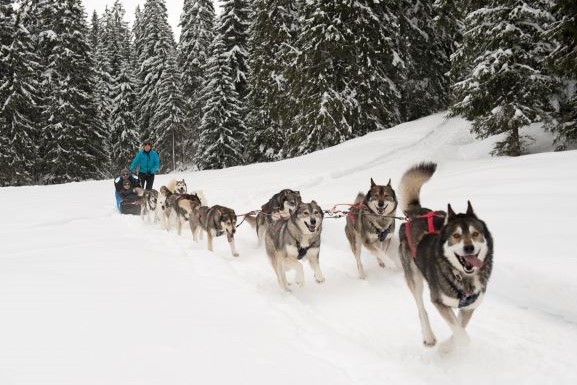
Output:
[2, 113, 577, 385]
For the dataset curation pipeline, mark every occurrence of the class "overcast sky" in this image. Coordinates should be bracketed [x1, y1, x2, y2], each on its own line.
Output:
[81, 0, 186, 39]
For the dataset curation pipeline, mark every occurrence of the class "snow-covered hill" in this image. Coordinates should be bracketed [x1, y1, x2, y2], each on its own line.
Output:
[2, 113, 576, 385]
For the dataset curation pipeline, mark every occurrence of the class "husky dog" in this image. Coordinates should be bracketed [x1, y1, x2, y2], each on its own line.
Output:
[156, 185, 172, 229]
[344, 178, 398, 279]
[246, 189, 302, 247]
[135, 187, 159, 223]
[398, 162, 493, 353]
[192, 205, 239, 257]
[165, 178, 188, 194]
[165, 193, 202, 235]
[265, 201, 325, 291]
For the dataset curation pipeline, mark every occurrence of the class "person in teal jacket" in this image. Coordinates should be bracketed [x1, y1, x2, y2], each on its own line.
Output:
[130, 139, 160, 189]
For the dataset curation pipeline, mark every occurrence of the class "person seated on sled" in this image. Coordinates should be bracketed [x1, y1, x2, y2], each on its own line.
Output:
[117, 178, 142, 215]
[114, 168, 139, 210]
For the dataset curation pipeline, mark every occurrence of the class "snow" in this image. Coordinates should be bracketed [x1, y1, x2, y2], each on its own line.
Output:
[2, 113, 577, 384]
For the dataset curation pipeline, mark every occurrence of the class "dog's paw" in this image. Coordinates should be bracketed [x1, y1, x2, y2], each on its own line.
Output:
[378, 260, 386, 268]
[358, 272, 367, 280]
[315, 276, 325, 284]
[233, 252, 239, 257]
[423, 337, 437, 347]
[438, 337, 456, 354]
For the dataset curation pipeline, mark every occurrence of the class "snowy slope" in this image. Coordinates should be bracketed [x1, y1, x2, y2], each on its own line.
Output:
[1, 113, 577, 385]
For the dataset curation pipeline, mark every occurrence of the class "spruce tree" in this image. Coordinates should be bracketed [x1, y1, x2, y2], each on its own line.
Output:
[38, 0, 104, 183]
[110, 62, 139, 171]
[547, 0, 577, 150]
[135, 0, 176, 145]
[218, 0, 251, 101]
[151, 54, 186, 171]
[450, 1, 557, 156]
[177, 0, 215, 163]
[246, 0, 299, 162]
[0, 1, 41, 186]
[287, 0, 402, 157]
[195, 35, 247, 170]
[399, 0, 449, 121]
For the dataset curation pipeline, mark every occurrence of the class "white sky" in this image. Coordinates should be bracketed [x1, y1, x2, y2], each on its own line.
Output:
[82, 0, 219, 39]
[2, 113, 577, 384]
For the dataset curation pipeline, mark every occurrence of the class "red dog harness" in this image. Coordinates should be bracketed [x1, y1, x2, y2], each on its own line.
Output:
[405, 211, 445, 258]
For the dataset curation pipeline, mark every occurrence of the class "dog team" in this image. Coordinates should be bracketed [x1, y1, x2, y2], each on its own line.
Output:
[132, 162, 494, 352]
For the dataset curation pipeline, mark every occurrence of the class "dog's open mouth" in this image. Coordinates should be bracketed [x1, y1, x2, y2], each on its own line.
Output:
[226, 230, 234, 242]
[455, 253, 483, 273]
[376, 204, 389, 215]
[305, 222, 317, 233]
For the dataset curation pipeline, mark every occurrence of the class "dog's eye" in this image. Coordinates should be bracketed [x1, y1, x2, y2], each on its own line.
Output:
[471, 231, 480, 238]
[303, 211, 310, 216]
[452, 233, 461, 240]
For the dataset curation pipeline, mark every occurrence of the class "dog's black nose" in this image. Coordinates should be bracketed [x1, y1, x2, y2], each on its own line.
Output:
[310, 218, 316, 225]
[463, 244, 475, 254]
[378, 200, 384, 207]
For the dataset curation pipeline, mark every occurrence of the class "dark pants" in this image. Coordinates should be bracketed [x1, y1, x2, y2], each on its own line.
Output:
[138, 172, 155, 190]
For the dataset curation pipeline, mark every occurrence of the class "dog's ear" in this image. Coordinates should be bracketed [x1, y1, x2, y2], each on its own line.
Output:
[447, 204, 456, 221]
[466, 200, 477, 217]
[387, 178, 391, 187]
[370, 178, 376, 187]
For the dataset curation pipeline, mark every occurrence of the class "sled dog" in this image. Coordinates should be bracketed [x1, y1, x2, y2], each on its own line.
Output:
[165, 178, 188, 194]
[265, 201, 325, 291]
[135, 187, 159, 223]
[246, 188, 302, 247]
[398, 162, 493, 353]
[344, 178, 398, 279]
[166, 193, 202, 235]
[156, 185, 171, 229]
[192, 205, 239, 257]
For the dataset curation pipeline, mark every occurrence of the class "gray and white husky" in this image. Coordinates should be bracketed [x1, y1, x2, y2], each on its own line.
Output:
[398, 162, 494, 353]
[344, 178, 398, 279]
[265, 201, 325, 291]
[135, 187, 159, 223]
[246, 189, 302, 247]
[191, 205, 239, 257]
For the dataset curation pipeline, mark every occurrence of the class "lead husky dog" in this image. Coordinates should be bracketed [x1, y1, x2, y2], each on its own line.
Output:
[134, 187, 159, 223]
[192, 205, 239, 257]
[246, 189, 302, 247]
[265, 201, 325, 291]
[344, 178, 398, 279]
[398, 162, 493, 352]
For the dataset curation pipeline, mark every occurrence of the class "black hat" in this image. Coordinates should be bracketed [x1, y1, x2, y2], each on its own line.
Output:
[142, 139, 152, 145]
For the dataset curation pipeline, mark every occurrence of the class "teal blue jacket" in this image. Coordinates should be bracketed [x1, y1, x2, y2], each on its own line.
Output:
[130, 149, 160, 174]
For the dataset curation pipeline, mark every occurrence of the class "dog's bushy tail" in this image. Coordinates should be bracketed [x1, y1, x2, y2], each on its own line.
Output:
[398, 162, 437, 215]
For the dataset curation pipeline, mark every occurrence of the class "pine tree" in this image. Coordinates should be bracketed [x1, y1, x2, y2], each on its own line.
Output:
[450, 1, 557, 156]
[110, 62, 139, 171]
[218, 0, 251, 101]
[195, 35, 247, 170]
[101, 0, 136, 173]
[135, 0, 177, 146]
[151, 54, 186, 171]
[547, 0, 577, 150]
[399, 0, 450, 121]
[0, 0, 40, 186]
[287, 0, 402, 157]
[177, 0, 215, 164]
[0, 0, 15, 184]
[38, 0, 104, 183]
[246, 0, 299, 162]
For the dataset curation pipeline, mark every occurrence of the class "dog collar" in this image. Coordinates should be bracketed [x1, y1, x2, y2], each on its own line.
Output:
[378, 228, 390, 241]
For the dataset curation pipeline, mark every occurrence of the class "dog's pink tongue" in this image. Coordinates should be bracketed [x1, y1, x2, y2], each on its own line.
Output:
[464, 255, 483, 268]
